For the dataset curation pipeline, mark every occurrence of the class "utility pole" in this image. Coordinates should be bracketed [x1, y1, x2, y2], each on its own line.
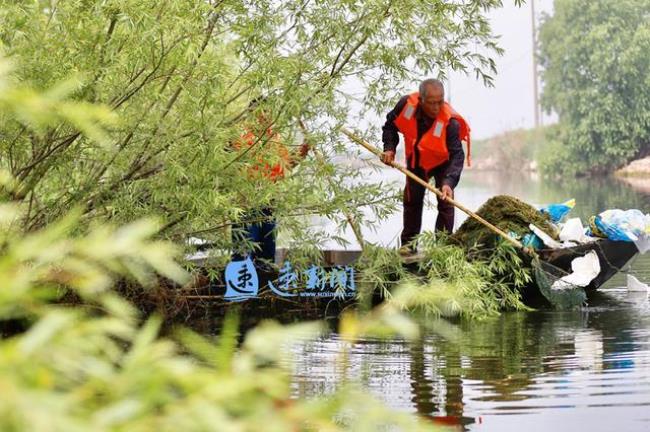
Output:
[531, 0, 540, 128]
[447, 68, 452, 104]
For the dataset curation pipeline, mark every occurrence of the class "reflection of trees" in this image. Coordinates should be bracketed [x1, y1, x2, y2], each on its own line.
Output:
[408, 298, 642, 420]
[537, 176, 649, 219]
[460, 171, 649, 219]
[455, 313, 539, 402]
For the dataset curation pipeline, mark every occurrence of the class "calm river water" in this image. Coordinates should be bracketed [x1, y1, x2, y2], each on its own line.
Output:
[291, 169, 650, 431]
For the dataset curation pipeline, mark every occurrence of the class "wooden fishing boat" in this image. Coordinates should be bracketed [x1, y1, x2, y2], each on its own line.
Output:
[397, 239, 640, 306]
[537, 239, 639, 291]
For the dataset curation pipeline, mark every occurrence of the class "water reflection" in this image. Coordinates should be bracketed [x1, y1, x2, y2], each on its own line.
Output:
[291, 291, 650, 431]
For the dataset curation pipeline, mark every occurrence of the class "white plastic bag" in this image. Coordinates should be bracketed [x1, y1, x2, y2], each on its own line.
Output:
[627, 274, 649, 292]
[634, 234, 650, 254]
[596, 209, 650, 242]
[559, 218, 585, 243]
[529, 224, 562, 249]
[551, 250, 601, 290]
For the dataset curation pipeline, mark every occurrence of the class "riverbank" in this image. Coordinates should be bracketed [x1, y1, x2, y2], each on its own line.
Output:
[468, 127, 547, 172]
[468, 130, 649, 200]
[615, 157, 650, 195]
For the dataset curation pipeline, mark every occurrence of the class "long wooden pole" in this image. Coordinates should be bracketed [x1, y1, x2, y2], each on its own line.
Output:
[341, 127, 524, 249]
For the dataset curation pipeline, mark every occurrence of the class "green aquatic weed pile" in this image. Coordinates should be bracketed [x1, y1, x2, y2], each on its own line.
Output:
[452, 195, 557, 249]
[391, 239, 530, 319]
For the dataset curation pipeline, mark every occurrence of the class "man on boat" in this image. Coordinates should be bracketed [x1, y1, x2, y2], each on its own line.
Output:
[381, 79, 471, 255]
[231, 100, 310, 269]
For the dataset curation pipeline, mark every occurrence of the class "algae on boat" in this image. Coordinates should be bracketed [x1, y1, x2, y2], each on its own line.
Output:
[452, 195, 558, 250]
[450, 195, 593, 309]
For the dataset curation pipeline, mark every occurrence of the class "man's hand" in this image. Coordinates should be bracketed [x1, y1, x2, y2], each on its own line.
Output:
[380, 150, 395, 166]
[440, 184, 454, 201]
[298, 142, 311, 158]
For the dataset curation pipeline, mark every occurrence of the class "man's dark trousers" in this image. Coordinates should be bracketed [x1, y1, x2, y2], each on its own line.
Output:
[401, 165, 455, 247]
[232, 207, 276, 268]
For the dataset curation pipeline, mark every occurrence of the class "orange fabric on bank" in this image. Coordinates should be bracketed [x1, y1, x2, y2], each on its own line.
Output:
[393, 92, 471, 171]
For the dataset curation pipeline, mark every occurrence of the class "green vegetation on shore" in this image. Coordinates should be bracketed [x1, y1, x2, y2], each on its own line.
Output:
[470, 126, 551, 172]
[472, 0, 649, 178]
[538, 0, 650, 176]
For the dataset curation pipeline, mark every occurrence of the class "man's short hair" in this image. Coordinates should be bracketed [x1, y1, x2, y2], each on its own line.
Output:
[419, 79, 444, 99]
[248, 95, 267, 110]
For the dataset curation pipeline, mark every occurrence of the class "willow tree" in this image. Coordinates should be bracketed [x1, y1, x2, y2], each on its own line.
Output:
[1, 0, 519, 252]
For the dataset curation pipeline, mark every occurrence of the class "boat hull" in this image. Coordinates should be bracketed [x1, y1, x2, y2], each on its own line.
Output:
[536, 239, 639, 291]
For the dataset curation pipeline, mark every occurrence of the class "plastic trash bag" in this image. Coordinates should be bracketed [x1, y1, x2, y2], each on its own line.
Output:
[523, 232, 544, 250]
[530, 224, 563, 249]
[634, 234, 650, 254]
[540, 198, 576, 223]
[551, 250, 601, 290]
[558, 217, 598, 245]
[627, 274, 649, 292]
[594, 209, 650, 242]
[559, 218, 585, 243]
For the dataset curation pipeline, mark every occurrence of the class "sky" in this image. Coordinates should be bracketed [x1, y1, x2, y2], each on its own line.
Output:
[447, 0, 556, 139]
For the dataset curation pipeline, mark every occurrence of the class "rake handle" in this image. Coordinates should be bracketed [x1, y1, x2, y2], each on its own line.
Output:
[341, 127, 524, 250]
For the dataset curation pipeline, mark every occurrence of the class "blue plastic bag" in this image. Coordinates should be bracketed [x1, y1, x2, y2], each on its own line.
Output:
[522, 233, 544, 250]
[540, 199, 576, 223]
[594, 209, 650, 242]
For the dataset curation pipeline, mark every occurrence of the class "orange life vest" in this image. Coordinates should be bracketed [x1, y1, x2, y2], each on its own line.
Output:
[235, 128, 291, 181]
[393, 92, 471, 170]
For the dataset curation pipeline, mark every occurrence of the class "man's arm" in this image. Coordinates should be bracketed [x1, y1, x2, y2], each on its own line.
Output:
[441, 119, 465, 188]
[380, 95, 408, 165]
[381, 95, 409, 152]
